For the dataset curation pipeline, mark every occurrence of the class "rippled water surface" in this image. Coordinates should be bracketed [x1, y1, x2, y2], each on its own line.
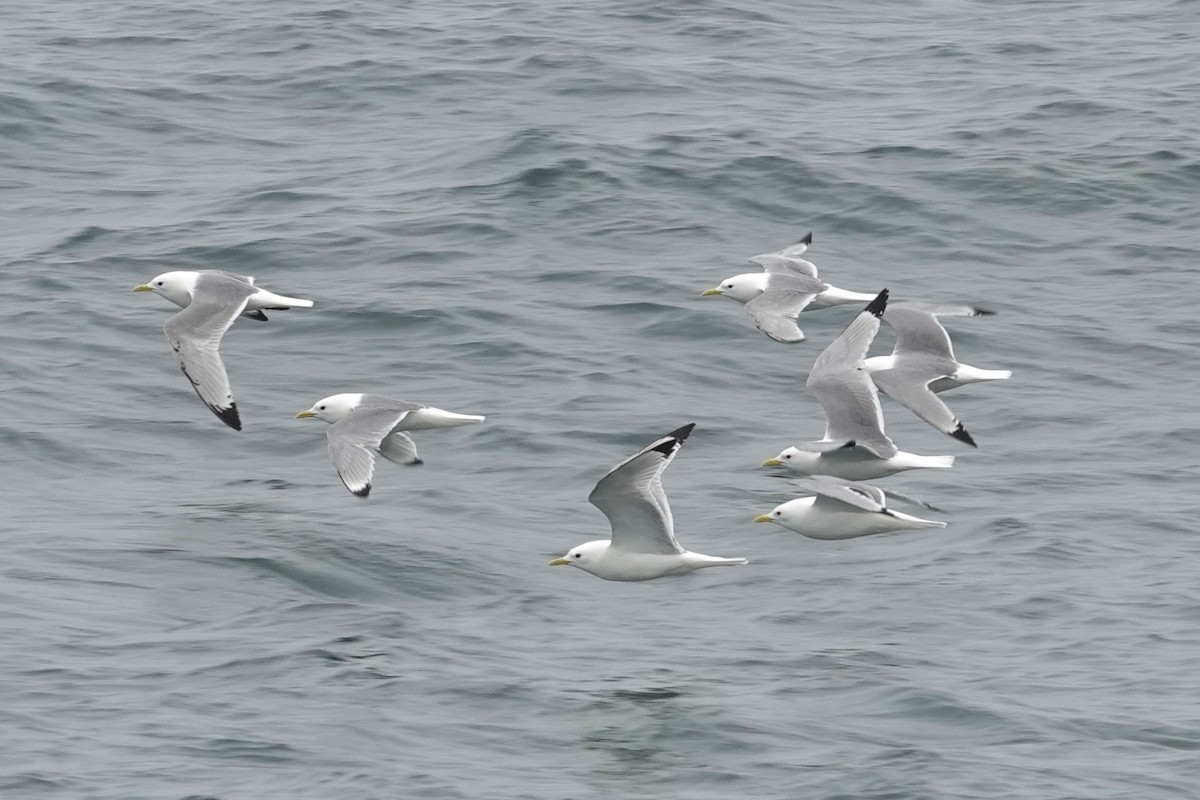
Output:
[4, 1, 1200, 798]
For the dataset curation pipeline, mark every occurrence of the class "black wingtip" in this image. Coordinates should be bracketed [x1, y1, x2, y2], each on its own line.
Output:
[973, 307, 997, 317]
[950, 423, 977, 448]
[839, 440, 857, 450]
[669, 422, 696, 442]
[351, 484, 371, 498]
[212, 403, 242, 431]
[245, 310, 269, 322]
[799, 231, 813, 245]
[652, 423, 696, 454]
[864, 288, 889, 318]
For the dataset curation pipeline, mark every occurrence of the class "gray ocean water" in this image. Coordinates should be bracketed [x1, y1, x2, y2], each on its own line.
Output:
[4, 1, 1199, 797]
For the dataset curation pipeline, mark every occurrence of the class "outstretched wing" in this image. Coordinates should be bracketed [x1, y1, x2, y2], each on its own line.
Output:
[870, 369, 977, 447]
[748, 254, 820, 278]
[748, 232, 816, 275]
[805, 290, 896, 457]
[745, 290, 818, 342]
[161, 273, 255, 430]
[325, 398, 428, 496]
[743, 273, 824, 343]
[882, 304, 959, 361]
[588, 424, 695, 555]
[800, 475, 888, 512]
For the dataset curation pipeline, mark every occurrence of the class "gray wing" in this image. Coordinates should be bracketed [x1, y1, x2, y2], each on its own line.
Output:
[211, 270, 254, 286]
[748, 232, 814, 270]
[893, 301, 992, 318]
[378, 431, 421, 465]
[880, 486, 941, 512]
[588, 424, 694, 555]
[801, 476, 888, 513]
[882, 304, 958, 361]
[810, 290, 888, 371]
[326, 400, 426, 496]
[208, 271, 278, 321]
[870, 368, 977, 447]
[775, 233, 813, 259]
[805, 291, 896, 457]
[744, 291, 817, 342]
[161, 274, 256, 430]
[743, 274, 824, 343]
[326, 434, 378, 497]
[765, 271, 826, 294]
[748, 254, 820, 278]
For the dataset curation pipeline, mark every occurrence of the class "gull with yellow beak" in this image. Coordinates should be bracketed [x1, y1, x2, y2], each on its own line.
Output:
[549, 424, 748, 581]
[754, 476, 945, 540]
[133, 270, 312, 430]
[761, 289, 956, 480]
[863, 302, 1010, 447]
[296, 393, 484, 497]
[701, 232, 876, 343]
[761, 445, 954, 481]
[134, 269, 313, 321]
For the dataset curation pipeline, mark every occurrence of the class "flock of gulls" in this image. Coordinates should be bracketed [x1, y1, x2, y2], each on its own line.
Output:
[133, 233, 1010, 582]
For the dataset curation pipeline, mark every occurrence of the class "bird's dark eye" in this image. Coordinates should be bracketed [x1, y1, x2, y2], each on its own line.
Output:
[574, 553, 581, 559]
[318, 405, 326, 411]
[784, 454, 792, 460]
[725, 283, 734, 289]
[156, 281, 164, 286]
[775, 510, 781, 516]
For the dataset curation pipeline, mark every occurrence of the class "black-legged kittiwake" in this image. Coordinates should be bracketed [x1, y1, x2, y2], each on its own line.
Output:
[295, 393, 484, 497]
[754, 475, 945, 539]
[701, 232, 875, 343]
[745, 232, 876, 310]
[864, 303, 1011, 447]
[762, 289, 956, 480]
[133, 270, 313, 430]
[549, 424, 748, 581]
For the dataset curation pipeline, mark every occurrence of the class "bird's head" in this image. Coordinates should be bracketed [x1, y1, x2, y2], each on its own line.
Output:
[296, 393, 363, 423]
[132, 271, 198, 307]
[762, 446, 810, 469]
[548, 540, 608, 571]
[701, 272, 768, 303]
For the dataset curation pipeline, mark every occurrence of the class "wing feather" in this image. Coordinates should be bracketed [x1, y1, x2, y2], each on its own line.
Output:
[161, 274, 255, 430]
[801, 476, 888, 512]
[744, 275, 822, 343]
[588, 425, 694, 555]
[326, 404, 423, 496]
[805, 291, 896, 458]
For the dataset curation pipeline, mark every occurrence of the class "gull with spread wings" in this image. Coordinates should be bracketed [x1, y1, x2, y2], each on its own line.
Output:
[550, 424, 747, 581]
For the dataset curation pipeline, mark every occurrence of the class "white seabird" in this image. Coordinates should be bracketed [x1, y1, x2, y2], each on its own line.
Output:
[133, 270, 313, 430]
[864, 303, 1011, 447]
[549, 424, 748, 581]
[754, 475, 946, 539]
[744, 232, 877, 309]
[296, 393, 484, 497]
[762, 289, 955, 480]
[700, 232, 879, 343]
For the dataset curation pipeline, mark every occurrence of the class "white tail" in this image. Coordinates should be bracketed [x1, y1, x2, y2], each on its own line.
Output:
[888, 511, 947, 529]
[892, 452, 954, 471]
[952, 364, 1012, 383]
[697, 556, 750, 568]
[400, 408, 486, 430]
[914, 454, 955, 469]
[251, 289, 314, 309]
[810, 286, 880, 309]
